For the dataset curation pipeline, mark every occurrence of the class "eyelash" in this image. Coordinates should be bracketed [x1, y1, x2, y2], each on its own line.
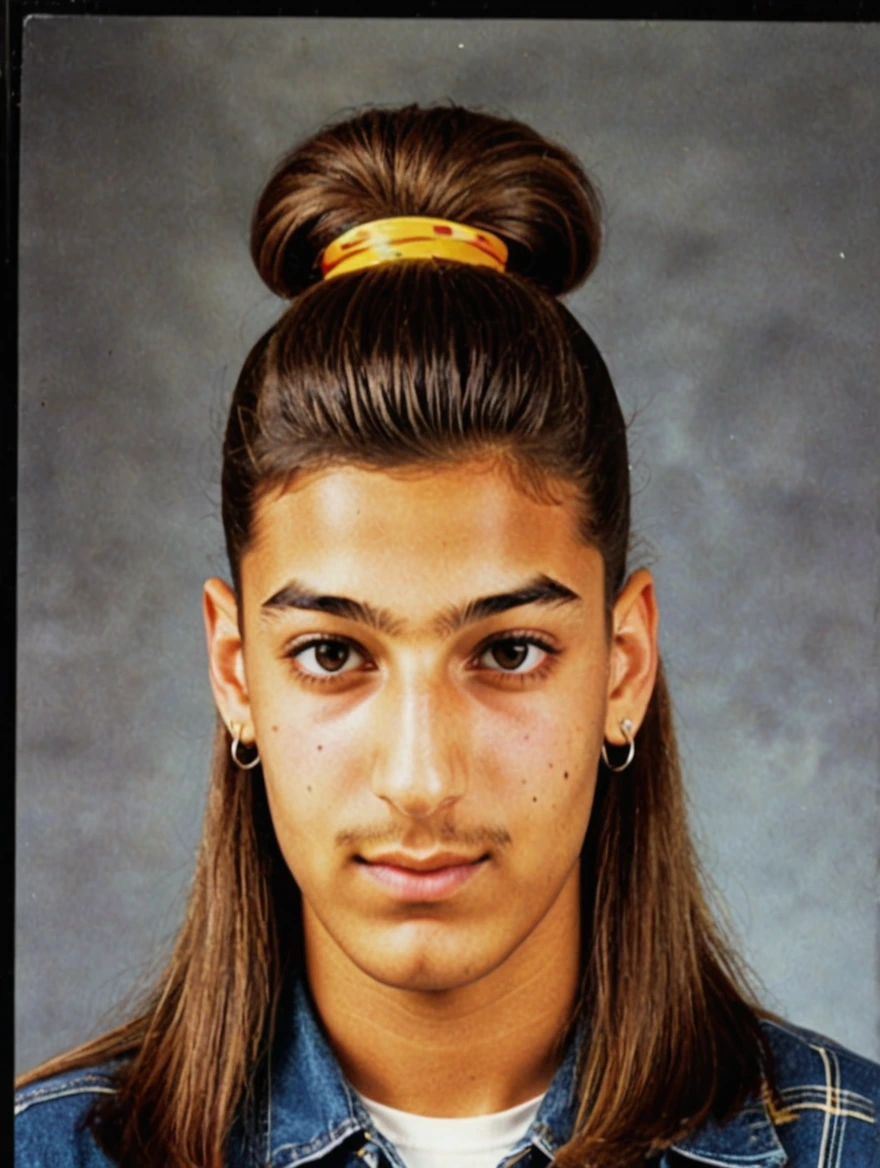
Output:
[475, 632, 560, 686]
[283, 631, 561, 689]
[283, 636, 371, 688]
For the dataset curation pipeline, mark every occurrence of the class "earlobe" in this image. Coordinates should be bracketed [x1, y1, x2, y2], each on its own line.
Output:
[202, 577, 253, 735]
[605, 568, 659, 745]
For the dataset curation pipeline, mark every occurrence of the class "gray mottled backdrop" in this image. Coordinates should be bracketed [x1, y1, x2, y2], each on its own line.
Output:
[17, 17, 880, 1073]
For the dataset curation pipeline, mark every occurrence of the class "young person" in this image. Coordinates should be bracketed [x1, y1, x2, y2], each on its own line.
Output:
[15, 103, 880, 1168]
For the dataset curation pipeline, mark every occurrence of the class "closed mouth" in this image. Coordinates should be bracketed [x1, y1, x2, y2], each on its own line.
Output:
[357, 852, 489, 872]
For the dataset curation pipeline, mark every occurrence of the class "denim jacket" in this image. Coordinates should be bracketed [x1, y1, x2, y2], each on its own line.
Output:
[15, 978, 880, 1167]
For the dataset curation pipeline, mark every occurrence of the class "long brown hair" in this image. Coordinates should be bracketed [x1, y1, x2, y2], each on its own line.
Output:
[19, 104, 771, 1167]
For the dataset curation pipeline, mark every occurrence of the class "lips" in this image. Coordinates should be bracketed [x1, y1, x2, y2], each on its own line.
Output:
[360, 851, 487, 872]
[356, 851, 488, 901]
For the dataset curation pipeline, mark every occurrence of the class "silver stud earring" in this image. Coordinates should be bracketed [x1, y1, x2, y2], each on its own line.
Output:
[601, 717, 635, 773]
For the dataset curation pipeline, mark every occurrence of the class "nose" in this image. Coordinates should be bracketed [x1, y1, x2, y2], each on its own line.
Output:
[369, 673, 467, 820]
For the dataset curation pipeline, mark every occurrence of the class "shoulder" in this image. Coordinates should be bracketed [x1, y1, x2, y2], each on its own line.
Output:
[759, 1016, 880, 1165]
[761, 1016, 880, 1100]
[15, 1065, 119, 1168]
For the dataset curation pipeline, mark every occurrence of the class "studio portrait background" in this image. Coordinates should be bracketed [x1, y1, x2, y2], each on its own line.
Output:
[16, 16, 880, 1074]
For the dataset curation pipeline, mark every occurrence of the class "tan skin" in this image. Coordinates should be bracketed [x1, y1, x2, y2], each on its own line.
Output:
[204, 457, 658, 1117]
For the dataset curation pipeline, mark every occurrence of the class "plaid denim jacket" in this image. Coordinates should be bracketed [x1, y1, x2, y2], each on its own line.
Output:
[15, 979, 880, 1167]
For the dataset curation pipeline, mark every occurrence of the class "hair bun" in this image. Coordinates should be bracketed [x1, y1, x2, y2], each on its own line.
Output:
[252, 104, 602, 300]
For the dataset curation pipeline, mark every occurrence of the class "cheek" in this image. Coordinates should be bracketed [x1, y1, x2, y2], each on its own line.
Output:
[473, 698, 603, 827]
[255, 700, 376, 870]
[246, 650, 355, 789]
[260, 726, 349, 818]
[258, 691, 373, 785]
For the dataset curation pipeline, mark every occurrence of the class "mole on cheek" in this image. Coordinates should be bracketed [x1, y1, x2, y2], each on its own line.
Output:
[272, 725, 279, 733]
[307, 785, 312, 793]
[317, 744, 323, 751]
[532, 796, 538, 803]
[564, 770, 569, 780]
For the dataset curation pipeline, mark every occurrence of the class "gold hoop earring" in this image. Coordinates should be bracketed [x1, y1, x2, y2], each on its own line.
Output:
[601, 717, 635, 773]
[230, 722, 261, 771]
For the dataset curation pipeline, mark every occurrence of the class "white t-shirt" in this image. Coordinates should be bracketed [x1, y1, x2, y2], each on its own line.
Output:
[357, 1090, 546, 1168]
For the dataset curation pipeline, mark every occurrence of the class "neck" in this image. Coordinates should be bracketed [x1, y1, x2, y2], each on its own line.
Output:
[303, 866, 581, 1118]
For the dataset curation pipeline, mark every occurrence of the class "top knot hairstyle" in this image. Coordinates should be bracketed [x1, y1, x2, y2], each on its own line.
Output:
[223, 105, 629, 612]
[252, 104, 601, 299]
[20, 104, 771, 1168]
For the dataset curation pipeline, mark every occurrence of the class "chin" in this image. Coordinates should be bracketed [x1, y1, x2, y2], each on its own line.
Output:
[346, 920, 513, 993]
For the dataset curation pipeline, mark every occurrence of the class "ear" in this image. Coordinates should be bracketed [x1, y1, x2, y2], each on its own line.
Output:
[604, 568, 659, 744]
[202, 576, 255, 745]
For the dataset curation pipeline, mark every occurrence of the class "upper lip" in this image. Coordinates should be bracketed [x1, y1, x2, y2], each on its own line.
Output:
[360, 851, 487, 872]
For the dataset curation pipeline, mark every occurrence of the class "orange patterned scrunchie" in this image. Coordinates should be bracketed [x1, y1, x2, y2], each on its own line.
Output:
[320, 216, 509, 280]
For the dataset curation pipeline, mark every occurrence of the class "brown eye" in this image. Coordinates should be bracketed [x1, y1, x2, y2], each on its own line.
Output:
[476, 636, 557, 675]
[314, 641, 350, 672]
[294, 639, 365, 677]
[489, 640, 531, 670]
[474, 634, 559, 676]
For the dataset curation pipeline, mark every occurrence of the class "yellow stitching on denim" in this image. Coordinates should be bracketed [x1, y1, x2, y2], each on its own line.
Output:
[778, 1086, 874, 1120]
[763, 1081, 799, 1126]
[781, 1102, 875, 1123]
[780, 1085, 872, 1100]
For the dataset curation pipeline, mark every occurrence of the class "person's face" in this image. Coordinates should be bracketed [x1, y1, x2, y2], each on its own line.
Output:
[204, 458, 657, 993]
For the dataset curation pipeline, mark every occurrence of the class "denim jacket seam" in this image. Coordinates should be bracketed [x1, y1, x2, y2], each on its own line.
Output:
[762, 1017, 880, 1078]
[670, 1152, 786, 1167]
[14, 1079, 117, 1116]
[270, 1116, 364, 1168]
[776, 1083, 875, 1122]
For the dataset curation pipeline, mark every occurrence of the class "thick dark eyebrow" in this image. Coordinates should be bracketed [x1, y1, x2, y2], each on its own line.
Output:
[435, 574, 580, 634]
[260, 574, 580, 636]
[260, 580, 404, 635]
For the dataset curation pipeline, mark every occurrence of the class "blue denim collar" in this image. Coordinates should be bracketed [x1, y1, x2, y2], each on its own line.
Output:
[266, 977, 786, 1168]
[264, 977, 366, 1166]
[669, 1089, 786, 1167]
[266, 977, 585, 1167]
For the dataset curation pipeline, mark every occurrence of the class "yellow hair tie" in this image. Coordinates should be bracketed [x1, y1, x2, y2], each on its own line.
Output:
[320, 216, 508, 280]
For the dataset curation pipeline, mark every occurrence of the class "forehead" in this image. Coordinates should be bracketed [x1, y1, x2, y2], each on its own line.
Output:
[242, 460, 600, 615]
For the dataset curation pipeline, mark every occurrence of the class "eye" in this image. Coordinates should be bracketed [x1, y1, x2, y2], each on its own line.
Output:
[476, 635, 556, 674]
[291, 638, 367, 678]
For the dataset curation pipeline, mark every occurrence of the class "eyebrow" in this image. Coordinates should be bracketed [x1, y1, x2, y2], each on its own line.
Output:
[260, 573, 581, 636]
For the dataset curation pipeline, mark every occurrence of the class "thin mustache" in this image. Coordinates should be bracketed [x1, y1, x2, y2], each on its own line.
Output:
[335, 824, 511, 850]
